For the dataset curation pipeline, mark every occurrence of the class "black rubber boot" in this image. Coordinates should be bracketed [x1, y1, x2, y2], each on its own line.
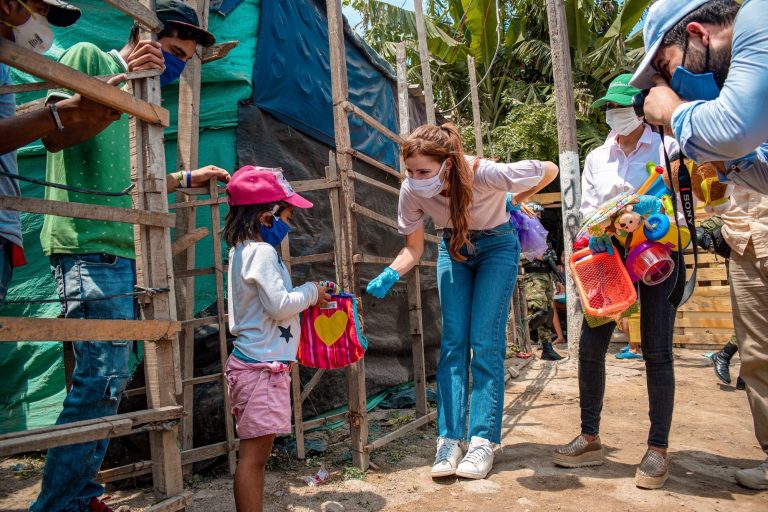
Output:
[541, 341, 563, 361]
[709, 342, 738, 385]
[736, 376, 746, 390]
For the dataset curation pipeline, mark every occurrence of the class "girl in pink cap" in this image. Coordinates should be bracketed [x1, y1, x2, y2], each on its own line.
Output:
[224, 165, 332, 511]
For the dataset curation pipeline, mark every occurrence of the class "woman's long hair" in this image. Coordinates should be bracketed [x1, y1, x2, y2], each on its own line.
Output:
[223, 201, 289, 247]
[401, 123, 474, 261]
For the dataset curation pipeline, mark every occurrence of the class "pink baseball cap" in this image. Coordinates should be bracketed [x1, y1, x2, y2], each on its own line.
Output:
[227, 166, 313, 208]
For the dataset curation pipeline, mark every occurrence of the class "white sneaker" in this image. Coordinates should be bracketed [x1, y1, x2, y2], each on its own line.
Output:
[455, 436, 494, 479]
[431, 437, 463, 478]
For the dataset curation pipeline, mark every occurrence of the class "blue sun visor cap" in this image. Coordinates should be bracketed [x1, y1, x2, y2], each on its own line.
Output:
[630, 0, 710, 90]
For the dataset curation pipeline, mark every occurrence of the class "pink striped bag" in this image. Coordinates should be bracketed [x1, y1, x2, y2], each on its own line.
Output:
[298, 292, 368, 369]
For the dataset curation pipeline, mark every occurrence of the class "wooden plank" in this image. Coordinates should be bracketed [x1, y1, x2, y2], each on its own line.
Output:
[350, 203, 440, 244]
[0, 195, 175, 227]
[349, 170, 400, 196]
[175, 266, 227, 279]
[673, 333, 734, 345]
[694, 267, 728, 282]
[98, 460, 153, 483]
[171, 227, 208, 257]
[0, 39, 169, 126]
[2, 69, 161, 95]
[144, 491, 193, 512]
[301, 411, 348, 430]
[413, 0, 435, 124]
[364, 410, 437, 452]
[688, 285, 731, 297]
[326, 0, 369, 470]
[467, 55, 483, 157]
[530, 192, 563, 207]
[345, 148, 403, 180]
[299, 368, 327, 403]
[292, 178, 341, 193]
[0, 318, 179, 342]
[169, 196, 228, 209]
[288, 253, 335, 265]
[0, 406, 182, 457]
[181, 315, 221, 330]
[176, 185, 228, 196]
[130, 11, 184, 498]
[201, 41, 239, 64]
[684, 252, 724, 266]
[678, 297, 732, 313]
[208, 181, 238, 474]
[291, 364, 305, 459]
[101, 0, 163, 31]
[343, 101, 404, 145]
[674, 316, 734, 329]
[125, 373, 223, 398]
[396, 42, 410, 136]
[353, 254, 437, 268]
[327, 155, 344, 285]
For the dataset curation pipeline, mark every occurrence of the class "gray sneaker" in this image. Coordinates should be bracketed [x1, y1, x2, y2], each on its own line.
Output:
[735, 459, 768, 490]
[635, 449, 669, 489]
[553, 434, 603, 468]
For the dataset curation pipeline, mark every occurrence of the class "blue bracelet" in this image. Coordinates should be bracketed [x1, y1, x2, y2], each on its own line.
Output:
[185, 170, 192, 188]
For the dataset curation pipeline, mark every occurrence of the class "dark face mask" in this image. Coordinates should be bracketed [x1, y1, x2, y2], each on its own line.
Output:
[160, 50, 187, 87]
[669, 36, 720, 101]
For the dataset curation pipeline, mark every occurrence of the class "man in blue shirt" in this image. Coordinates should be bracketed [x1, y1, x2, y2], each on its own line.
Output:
[634, 0, 768, 195]
[633, 0, 768, 491]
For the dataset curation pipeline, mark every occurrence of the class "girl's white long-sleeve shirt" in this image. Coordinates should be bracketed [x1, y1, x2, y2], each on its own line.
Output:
[227, 241, 318, 362]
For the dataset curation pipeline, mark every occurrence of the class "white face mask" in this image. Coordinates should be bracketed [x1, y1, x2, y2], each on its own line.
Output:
[605, 107, 643, 136]
[3, 1, 54, 54]
[407, 159, 447, 198]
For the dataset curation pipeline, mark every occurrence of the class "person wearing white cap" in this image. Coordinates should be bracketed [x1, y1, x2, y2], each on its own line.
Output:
[633, 0, 768, 491]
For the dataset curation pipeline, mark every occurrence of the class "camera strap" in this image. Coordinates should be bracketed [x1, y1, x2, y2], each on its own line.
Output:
[657, 126, 698, 308]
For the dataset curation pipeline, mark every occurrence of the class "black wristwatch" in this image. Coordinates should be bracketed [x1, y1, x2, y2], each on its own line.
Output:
[48, 103, 64, 132]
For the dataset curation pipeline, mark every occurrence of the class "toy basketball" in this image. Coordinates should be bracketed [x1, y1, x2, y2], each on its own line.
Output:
[625, 241, 675, 286]
[569, 248, 637, 319]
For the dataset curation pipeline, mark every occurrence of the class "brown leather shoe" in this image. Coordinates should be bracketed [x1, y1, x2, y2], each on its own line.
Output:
[553, 434, 603, 468]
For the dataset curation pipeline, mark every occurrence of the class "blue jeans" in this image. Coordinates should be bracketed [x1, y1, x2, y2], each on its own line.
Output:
[436, 221, 520, 444]
[0, 237, 14, 301]
[31, 254, 137, 512]
[578, 266, 678, 449]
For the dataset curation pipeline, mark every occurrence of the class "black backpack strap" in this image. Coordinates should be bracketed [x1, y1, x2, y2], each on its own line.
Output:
[658, 126, 698, 308]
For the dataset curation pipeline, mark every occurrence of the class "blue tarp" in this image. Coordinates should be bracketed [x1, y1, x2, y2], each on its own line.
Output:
[252, 0, 400, 169]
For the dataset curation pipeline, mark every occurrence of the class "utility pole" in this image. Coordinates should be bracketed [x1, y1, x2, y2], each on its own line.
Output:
[545, 0, 582, 356]
[467, 55, 484, 157]
[413, 1, 435, 124]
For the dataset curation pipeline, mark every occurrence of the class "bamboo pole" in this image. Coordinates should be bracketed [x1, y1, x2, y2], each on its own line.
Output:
[545, 0, 582, 356]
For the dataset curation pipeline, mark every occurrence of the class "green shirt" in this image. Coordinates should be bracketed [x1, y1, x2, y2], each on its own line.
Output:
[40, 43, 134, 259]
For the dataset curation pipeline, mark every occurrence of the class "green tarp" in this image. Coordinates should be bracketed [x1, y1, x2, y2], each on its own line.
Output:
[0, 0, 260, 434]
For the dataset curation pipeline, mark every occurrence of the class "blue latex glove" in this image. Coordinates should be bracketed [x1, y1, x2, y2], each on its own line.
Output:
[366, 267, 400, 298]
[632, 195, 662, 216]
[505, 192, 521, 213]
[588, 235, 615, 256]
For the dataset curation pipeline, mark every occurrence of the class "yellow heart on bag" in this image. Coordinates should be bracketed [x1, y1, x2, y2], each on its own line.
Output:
[314, 311, 348, 347]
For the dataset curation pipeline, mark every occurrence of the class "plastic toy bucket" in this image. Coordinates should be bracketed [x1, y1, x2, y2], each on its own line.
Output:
[625, 241, 675, 285]
[569, 248, 637, 318]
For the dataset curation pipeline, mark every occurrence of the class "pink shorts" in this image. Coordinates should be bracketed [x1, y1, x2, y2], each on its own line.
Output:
[225, 355, 292, 439]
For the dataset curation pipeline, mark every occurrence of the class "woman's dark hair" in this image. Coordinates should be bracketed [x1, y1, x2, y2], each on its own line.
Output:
[402, 123, 474, 261]
[223, 201, 290, 247]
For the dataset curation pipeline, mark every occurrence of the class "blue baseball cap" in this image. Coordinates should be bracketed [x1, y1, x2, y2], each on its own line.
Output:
[630, 0, 710, 89]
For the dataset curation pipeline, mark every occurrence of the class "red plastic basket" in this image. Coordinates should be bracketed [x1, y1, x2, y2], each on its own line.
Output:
[569, 248, 638, 318]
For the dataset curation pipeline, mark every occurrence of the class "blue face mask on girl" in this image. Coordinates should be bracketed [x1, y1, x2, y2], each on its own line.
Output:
[260, 217, 291, 247]
[669, 37, 720, 102]
[160, 51, 187, 87]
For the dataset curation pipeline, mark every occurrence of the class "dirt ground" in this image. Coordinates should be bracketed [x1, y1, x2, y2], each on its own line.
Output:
[2, 347, 766, 512]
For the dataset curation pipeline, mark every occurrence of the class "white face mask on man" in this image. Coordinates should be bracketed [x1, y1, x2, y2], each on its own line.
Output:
[2, 0, 54, 54]
[407, 159, 448, 198]
[605, 107, 643, 137]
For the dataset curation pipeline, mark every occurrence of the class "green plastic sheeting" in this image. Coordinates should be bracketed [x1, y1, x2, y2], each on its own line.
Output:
[0, 0, 260, 434]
